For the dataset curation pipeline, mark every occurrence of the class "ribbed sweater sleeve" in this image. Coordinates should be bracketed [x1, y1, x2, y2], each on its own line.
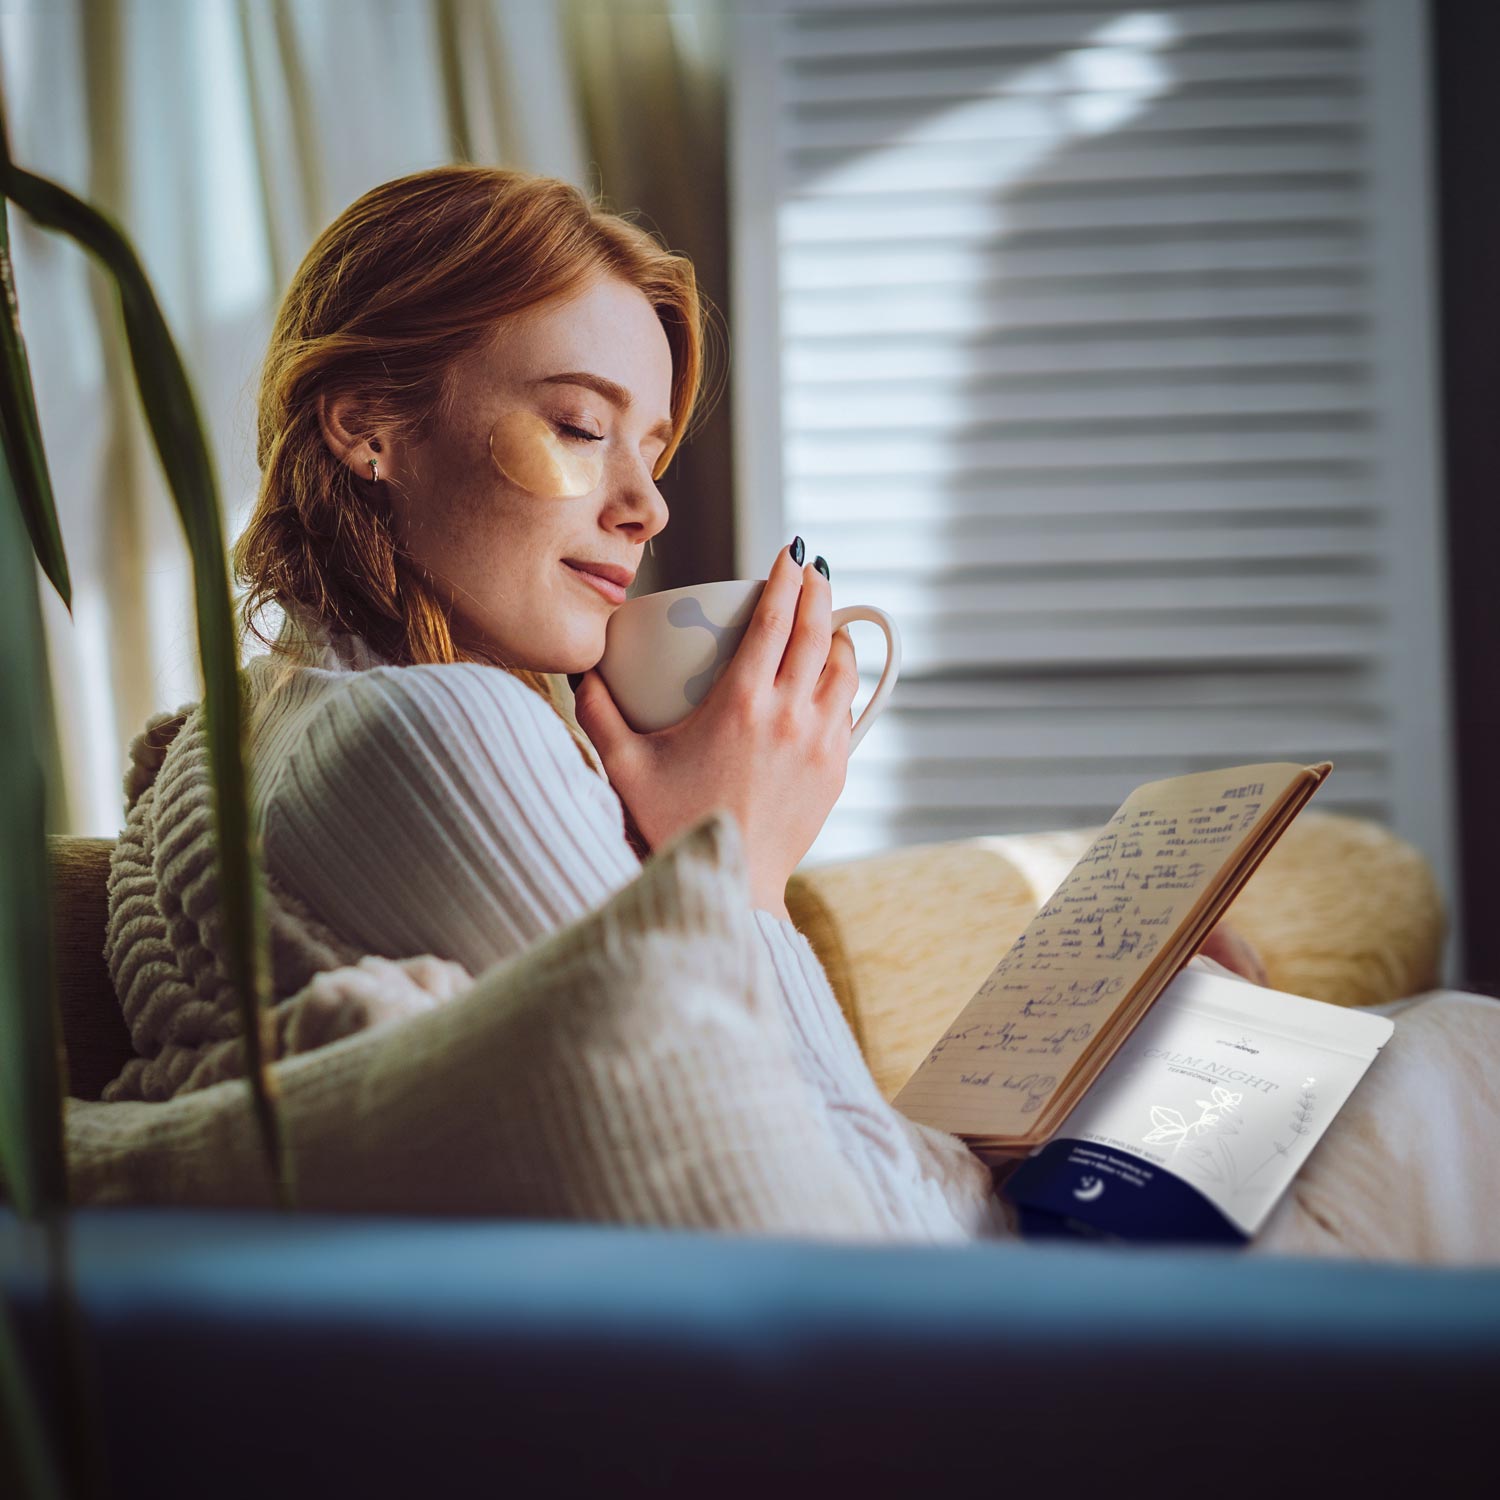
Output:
[751, 910, 1012, 1240]
[264, 662, 1005, 1242]
[265, 665, 644, 974]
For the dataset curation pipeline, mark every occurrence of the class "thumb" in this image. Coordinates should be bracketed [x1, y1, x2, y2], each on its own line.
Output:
[569, 667, 632, 756]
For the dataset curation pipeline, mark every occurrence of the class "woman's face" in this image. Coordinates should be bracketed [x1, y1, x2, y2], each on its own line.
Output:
[381, 274, 674, 672]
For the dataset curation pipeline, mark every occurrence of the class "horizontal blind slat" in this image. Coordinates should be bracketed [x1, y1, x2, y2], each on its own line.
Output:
[784, 233, 1364, 286]
[778, 523, 1379, 568]
[781, 187, 1364, 239]
[787, 331, 1368, 380]
[853, 704, 1385, 761]
[785, 281, 1364, 336]
[790, 90, 1361, 149]
[787, 428, 1371, 474]
[786, 377, 1367, 425]
[782, 44, 1362, 104]
[866, 622, 1381, 673]
[827, 764, 1387, 818]
[789, 139, 1361, 194]
[885, 664, 1379, 709]
[787, 475, 1368, 521]
[780, 3, 1361, 59]
[809, 571, 1380, 614]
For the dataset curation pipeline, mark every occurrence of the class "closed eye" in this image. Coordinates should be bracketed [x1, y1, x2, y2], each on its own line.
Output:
[555, 421, 604, 443]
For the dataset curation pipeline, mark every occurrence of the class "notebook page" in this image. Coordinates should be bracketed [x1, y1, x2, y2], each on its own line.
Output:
[891, 763, 1317, 1140]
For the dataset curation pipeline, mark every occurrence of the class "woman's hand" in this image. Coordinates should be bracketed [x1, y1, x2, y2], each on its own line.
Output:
[1196, 920, 1269, 986]
[571, 541, 856, 916]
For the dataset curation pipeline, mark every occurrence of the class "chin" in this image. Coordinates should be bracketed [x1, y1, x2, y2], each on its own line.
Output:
[553, 622, 608, 676]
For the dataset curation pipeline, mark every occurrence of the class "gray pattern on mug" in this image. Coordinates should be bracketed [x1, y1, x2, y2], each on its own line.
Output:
[666, 596, 737, 708]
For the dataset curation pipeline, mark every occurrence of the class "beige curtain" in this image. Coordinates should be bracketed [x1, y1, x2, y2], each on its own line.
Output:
[561, 0, 735, 600]
[1, 0, 730, 837]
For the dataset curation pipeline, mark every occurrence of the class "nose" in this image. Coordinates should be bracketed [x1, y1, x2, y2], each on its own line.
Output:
[611, 451, 670, 544]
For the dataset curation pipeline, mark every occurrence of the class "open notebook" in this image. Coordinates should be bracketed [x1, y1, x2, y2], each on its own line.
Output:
[891, 760, 1334, 1163]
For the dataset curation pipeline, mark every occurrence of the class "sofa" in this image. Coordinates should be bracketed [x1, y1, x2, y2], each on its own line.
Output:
[3, 810, 1497, 1495]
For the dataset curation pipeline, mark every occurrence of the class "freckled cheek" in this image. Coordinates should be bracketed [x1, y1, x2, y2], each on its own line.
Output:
[487, 410, 603, 499]
[446, 490, 577, 592]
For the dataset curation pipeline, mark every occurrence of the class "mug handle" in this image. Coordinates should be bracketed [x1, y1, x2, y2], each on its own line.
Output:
[830, 605, 902, 752]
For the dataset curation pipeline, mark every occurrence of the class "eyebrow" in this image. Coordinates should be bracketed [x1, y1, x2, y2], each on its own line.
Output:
[530, 371, 675, 445]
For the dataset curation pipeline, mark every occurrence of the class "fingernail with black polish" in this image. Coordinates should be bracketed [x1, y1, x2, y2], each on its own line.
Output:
[813, 555, 829, 580]
[790, 535, 805, 565]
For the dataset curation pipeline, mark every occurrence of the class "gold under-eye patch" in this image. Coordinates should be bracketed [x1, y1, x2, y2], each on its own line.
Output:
[487, 409, 603, 499]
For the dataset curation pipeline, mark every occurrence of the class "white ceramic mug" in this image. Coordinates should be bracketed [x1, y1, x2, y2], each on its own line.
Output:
[596, 578, 902, 750]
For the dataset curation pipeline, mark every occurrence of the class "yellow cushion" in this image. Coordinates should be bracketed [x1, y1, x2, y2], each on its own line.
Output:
[786, 810, 1446, 1103]
[48, 835, 133, 1101]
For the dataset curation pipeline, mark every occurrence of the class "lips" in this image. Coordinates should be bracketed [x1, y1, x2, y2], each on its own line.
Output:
[562, 559, 635, 589]
[563, 560, 629, 604]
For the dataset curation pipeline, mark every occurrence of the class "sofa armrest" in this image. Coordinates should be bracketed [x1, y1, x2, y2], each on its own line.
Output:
[785, 810, 1446, 1102]
[4, 1208, 1495, 1494]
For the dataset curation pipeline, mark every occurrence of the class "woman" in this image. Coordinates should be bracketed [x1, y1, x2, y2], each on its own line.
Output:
[103, 165, 1497, 1256]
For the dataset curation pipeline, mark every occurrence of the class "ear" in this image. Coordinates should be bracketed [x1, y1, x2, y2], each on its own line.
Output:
[317, 392, 390, 482]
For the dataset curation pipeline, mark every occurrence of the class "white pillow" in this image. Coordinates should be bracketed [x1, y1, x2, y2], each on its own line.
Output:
[64, 809, 889, 1240]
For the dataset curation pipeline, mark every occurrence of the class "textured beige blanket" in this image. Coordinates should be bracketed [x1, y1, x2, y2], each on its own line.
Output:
[1242, 986, 1500, 1265]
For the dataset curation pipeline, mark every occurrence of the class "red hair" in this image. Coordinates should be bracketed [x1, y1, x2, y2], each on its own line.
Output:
[233, 164, 714, 857]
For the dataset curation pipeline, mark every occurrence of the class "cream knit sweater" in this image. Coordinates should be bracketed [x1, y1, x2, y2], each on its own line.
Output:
[102, 605, 1011, 1242]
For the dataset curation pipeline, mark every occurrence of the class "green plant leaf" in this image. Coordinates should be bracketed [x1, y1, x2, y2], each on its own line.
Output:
[0, 384, 68, 1226]
[0, 198, 68, 612]
[0, 134, 291, 1206]
[0, 356, 72, 1500]
[0, 84, 248, 1499]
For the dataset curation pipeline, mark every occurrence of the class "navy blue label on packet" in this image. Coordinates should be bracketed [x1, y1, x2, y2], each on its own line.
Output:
[1001, 1137, 1248, 1247]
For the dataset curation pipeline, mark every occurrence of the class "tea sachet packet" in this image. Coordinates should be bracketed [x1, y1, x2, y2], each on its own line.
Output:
[1000, 966, 1396, 1245]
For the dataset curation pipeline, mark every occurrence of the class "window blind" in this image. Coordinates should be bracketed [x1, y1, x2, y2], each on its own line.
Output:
[728, 0, 1457, 968]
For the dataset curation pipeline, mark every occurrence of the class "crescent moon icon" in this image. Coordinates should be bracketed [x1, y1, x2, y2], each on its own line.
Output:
[1072, 1175, 1105, 1202]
